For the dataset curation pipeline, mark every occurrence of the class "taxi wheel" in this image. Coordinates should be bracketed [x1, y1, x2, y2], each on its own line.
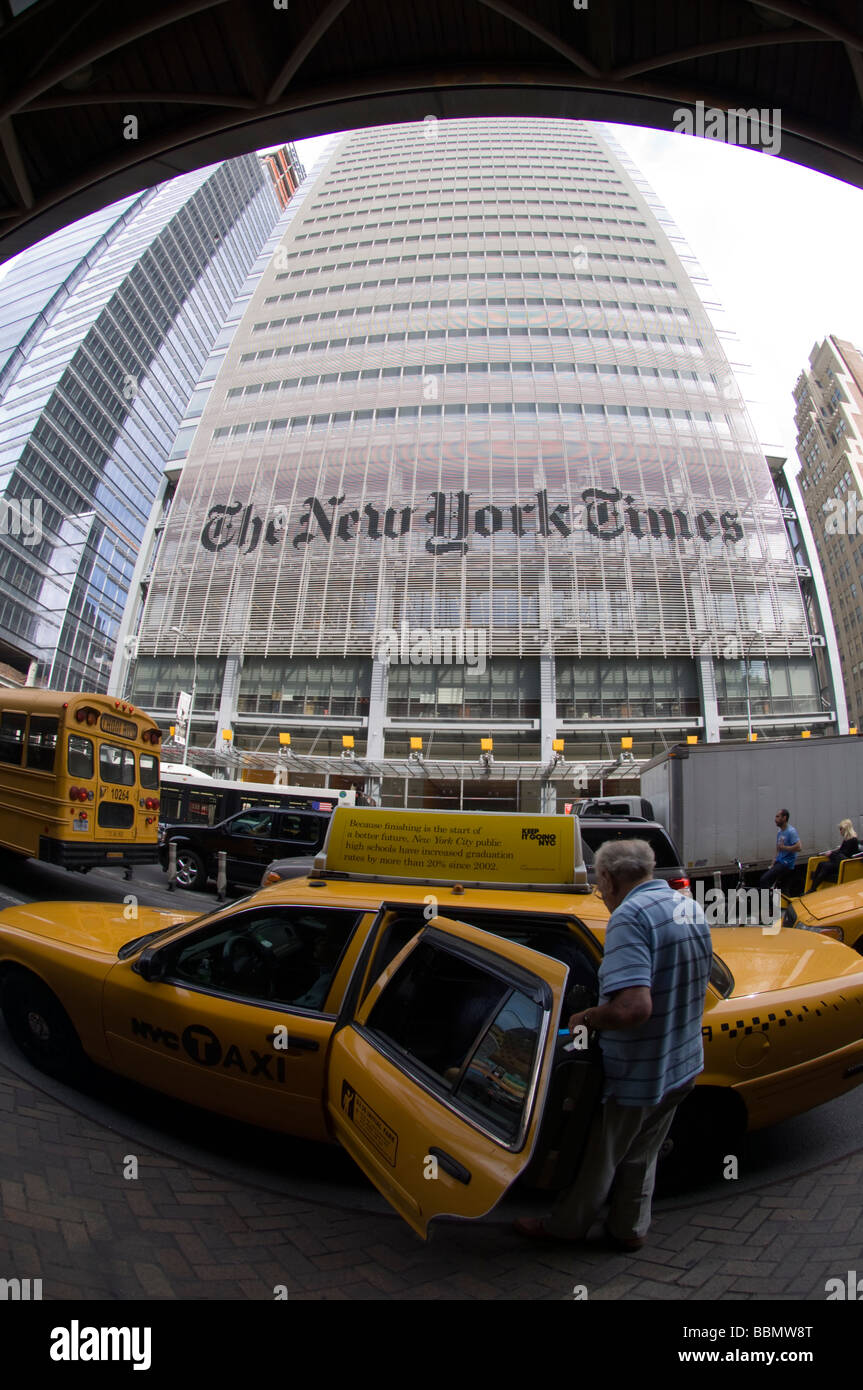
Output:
[174, 849, 207, 891]
[1, 971, 86, 1082]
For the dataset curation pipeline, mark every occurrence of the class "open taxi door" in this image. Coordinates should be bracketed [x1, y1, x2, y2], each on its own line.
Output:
[326, 915, 570, 1239]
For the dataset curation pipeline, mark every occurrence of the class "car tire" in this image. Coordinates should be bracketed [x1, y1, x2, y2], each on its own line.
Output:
[1, 971, 87, 1082]
[173, 848, 207, 891]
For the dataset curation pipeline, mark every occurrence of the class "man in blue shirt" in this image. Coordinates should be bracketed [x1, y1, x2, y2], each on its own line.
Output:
[759, 809, 801, 893]
[515, 838, 712, 1250]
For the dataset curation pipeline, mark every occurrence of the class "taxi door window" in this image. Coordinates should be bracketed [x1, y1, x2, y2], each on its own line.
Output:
[100, 743, 135, 785]
[163, 906, 362, 1011]
[68, 734, 93, 778]
[451, 992, 543, 1143]
[364, 939, 547, 1146]
[365, 940, 508, 1086]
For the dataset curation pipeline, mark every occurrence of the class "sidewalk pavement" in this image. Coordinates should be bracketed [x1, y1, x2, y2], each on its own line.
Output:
[1, 1062, 861, 1301]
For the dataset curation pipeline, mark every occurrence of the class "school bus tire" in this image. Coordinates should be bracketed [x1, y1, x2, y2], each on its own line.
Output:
[0, 968, 87, 1082]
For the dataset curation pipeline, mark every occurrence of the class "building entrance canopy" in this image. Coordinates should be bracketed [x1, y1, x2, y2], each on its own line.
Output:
[163, 745, 639, 787]
[1, 0, 862, 261]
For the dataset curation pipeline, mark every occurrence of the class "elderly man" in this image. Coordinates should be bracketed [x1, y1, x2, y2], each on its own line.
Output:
[516, 838, 712, 1250]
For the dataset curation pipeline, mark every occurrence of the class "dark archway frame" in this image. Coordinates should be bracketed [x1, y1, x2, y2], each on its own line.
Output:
[0, 0, 861, 261]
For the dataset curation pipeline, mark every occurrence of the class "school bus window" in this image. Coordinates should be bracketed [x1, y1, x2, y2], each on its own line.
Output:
[68, 735, 93, 779]
[100, 743, 136, 785]
[26, 717, 58, 772]
[0, 711, 26, 765]
[140, 754, 159, 790]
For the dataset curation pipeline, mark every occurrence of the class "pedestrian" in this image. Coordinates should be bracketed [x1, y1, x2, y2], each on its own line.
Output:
[514, 838, 711, 1250]
[759, 809, 801, 893]
[808, 818, 859, 891]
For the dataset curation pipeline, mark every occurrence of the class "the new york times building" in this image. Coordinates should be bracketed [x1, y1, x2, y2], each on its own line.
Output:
[126, 120, 832, 810]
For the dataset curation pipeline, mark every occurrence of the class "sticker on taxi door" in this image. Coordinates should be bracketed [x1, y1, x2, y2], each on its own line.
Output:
[341, 1081, 398, 1166]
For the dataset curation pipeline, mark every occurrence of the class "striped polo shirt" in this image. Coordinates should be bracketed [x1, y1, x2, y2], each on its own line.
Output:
[597, 878, 712, 1108]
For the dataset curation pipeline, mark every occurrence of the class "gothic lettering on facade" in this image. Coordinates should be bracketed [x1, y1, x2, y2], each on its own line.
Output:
[199, 489, 744, 555]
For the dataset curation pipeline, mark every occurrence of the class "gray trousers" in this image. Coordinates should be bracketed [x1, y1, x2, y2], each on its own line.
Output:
[547, 1081, 695, 1241]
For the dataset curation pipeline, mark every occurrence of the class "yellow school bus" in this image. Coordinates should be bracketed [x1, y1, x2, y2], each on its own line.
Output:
[0, 690, 161, 871]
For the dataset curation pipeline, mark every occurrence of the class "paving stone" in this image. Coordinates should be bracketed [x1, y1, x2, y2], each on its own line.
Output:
[674, 1260, 728, 1288]
[2, 1057, 863, 1301]
[134, 1262, 175, 1297]
[684, 1274, 738, 1299]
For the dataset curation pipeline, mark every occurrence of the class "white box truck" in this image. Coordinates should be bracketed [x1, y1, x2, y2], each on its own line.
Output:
[640, 736, 863, 887]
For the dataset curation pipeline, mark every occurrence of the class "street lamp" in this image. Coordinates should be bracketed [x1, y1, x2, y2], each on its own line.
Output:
[171, 626, 197, 755]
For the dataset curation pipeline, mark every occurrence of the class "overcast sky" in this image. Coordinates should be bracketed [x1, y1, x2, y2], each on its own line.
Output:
[3, 121, 858, 475]
[295, 123, 863, 470]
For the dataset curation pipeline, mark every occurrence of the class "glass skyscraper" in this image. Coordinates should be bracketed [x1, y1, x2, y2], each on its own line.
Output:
[794, 336, 863, 726]
[126, 120, 829, 808]
[0, 152, 285, 690]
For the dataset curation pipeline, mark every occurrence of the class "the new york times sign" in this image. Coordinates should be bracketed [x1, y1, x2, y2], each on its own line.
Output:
[199, 488, 744, 557]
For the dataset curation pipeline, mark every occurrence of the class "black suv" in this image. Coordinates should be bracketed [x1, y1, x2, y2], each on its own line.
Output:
[159, 807, 328, 891]
[576, 816, 690, 892]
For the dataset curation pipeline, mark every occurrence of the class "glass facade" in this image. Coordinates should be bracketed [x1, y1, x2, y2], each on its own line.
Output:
[127, 120, 826, 801]
[795, 337, 863, 726]
[0, 155, 282, 688]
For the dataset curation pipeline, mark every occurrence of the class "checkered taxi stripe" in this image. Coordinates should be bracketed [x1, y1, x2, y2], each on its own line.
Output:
[720, 994, 863, 1039]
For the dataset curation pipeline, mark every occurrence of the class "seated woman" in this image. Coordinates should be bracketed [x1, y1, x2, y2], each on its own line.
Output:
[809, 819, 860, 891]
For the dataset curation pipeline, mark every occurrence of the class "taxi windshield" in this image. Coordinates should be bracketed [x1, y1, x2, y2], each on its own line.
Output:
[709, 953, 734, 998]
[118, 911, 218, 959]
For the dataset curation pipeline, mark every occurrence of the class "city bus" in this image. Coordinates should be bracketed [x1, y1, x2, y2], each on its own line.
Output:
[158, 773, 356, 832]
[0, 690, 162, 871]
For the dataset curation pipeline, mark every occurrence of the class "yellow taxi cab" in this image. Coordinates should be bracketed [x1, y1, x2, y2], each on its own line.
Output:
[2, 808, 863, 1240]
[781, 858, 863, 952]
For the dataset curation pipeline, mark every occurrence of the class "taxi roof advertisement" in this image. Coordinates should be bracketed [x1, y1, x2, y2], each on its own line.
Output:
[322, 808, 582, 884]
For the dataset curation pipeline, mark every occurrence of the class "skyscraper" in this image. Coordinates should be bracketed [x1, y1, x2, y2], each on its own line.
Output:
[794, 336, 863, 725]
[126, 119, 829, 808]
[0, 152, 287, 690]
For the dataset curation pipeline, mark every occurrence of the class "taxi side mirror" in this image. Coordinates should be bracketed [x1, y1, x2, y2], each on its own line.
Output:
[134, 948, 165, 982]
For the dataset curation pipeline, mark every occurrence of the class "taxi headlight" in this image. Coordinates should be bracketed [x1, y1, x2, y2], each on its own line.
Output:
[791, 921, 845, 941]
[262, 871, 281, 886]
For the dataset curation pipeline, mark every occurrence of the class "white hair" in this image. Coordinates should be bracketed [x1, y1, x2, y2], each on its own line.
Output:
[594, 838, 655, 885]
